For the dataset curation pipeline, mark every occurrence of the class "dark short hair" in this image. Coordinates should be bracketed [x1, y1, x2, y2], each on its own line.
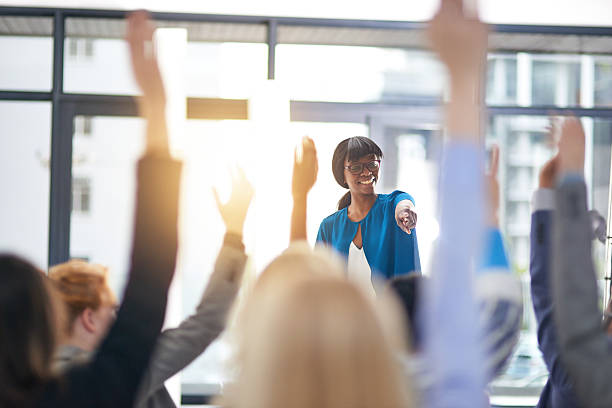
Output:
[332, 137, 383, 209]
[0, 254, 60, 406]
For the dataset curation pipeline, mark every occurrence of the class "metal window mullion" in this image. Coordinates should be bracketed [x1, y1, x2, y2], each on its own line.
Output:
[267, 19, 277, 80]
[48, 11, 72, 267]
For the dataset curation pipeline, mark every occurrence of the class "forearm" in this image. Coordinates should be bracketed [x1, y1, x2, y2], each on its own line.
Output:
[422, 142, 486, 408]
[143, 107, 169, 155]
[290, 195, 308, 242]
[552, 178, 612, 406]
[446, 74, 482, 142]
[137, 241, 246, 401]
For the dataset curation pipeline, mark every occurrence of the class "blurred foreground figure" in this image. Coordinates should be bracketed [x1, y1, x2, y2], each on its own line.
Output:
[224, 244, 415, 408]
[0, 10, 182, 408]
[49, 164, 251, 408]
[550, 117, 612, 408]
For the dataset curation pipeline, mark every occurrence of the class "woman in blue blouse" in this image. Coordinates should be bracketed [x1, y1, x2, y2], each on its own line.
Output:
[316, 136, 421, 283]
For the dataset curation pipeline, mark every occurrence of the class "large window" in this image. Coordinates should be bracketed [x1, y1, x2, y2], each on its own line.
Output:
[64, 36, 267, 98]
[276, 44, 445, 103]
[0, 30, 53, 91]
[4, 8, 612, 407]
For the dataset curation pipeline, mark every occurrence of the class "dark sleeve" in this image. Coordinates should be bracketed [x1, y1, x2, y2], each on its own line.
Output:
[552, 179, 612, 408]
[529, 210, 575, 395]
[135, 242, 246, 403]
[35, 155, 182, 408]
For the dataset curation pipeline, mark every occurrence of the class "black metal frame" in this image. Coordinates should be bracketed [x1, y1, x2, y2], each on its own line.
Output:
[1, 3, 612, 268]
[1, 5, 612, 405]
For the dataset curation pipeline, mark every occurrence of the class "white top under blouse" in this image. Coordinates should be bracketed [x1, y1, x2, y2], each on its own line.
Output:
[347, 241, 376, 298]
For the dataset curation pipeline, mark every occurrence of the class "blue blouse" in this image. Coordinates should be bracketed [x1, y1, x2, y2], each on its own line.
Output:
[316, 190, 421, 279]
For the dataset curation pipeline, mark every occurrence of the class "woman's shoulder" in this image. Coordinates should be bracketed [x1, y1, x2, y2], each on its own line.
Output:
[378, 190, 414, 204]
[320, 208, 347, 225]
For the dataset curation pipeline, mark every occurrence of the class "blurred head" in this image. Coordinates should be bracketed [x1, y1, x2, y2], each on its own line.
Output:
[332, 137, 383, 210]
[49, 260, 117, 351]
[230, 245, 412, 408]
[0, 254, 63, 405]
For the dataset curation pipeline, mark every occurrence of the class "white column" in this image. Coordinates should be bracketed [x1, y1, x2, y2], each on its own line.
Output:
[154, 27, 188, 408]
[517, 53, 532, 107]
[248, 79, 292, 274]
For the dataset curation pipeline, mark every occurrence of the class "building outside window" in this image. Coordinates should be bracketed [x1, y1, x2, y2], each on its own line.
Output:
[72, 176, 91, 215]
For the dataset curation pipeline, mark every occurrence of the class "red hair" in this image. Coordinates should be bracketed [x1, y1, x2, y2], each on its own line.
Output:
[49, 260, 115, 335]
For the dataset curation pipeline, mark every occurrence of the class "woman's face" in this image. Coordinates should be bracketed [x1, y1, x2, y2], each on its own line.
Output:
[343, 154, 381, 195]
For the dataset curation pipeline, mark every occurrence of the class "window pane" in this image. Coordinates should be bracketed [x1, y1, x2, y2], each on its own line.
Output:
[276, 44, 445, 103]
[486, 55, 517, 105]
[594, 58, 612, 107]
[70, 116, 144, 294]
[532, 58, 581, 106]
[64, 37, 267, 98]
[0, 36, 53, 91]
[0, 101, 51, 268]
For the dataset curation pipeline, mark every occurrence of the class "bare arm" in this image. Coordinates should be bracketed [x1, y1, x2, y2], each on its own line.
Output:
[290, 137, 318, 242]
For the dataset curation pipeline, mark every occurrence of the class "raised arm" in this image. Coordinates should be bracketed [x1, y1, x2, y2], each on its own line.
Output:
[552, 117, 612, 407]
[421, 1, 487, 407]
[476, 146, 522, 380]
[135, 168, 253, 403]
[36, 11, 181, 408]
[529, 153, 579, 401]
[290, 136, 318, 242]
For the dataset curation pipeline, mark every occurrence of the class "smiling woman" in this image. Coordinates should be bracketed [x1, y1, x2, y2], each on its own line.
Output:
[316, 136, 421, 293]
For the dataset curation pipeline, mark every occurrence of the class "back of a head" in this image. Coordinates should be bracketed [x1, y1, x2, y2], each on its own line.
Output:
[48, 260, 114, 337]
[234, 274, 413, 408]
[0, 254, 61, 406]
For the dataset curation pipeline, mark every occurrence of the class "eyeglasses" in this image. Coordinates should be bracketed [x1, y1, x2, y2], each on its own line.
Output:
[344, 160, 380, 175]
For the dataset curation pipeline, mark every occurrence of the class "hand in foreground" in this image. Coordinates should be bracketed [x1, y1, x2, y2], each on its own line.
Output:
[485, 145, 500, 226]
[213, 168, 254, 236]
[557, 117, 585, 175]
[395, 200, 417, 235]
[539, 155, 559, 189]
[292, 136, 318, 200]
[428, 0, 488, 79]
[126, 11, 166, 108]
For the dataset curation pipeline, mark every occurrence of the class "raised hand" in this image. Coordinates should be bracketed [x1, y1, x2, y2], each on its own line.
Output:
[292, 136, 318, 200]
[126, 11, 165, 107]
[428, 0, 488, 78]
[213, 168, 254, 236]
[126, 10, 168, 155]
[558, 117, 585, 175]
[428, 0, 488, 141]
[486, 145, 500, 226]
[539, 155, 559, 189]
[395, 200, 417, 235]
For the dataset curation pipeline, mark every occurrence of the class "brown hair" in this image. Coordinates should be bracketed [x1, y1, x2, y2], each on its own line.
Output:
[0, 254, 63, 406]
[49, 260, 115, 336]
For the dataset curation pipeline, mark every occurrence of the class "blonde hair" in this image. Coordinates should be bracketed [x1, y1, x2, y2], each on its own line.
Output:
[48, 260, 115, 335]
[227, 244, 413, 408]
